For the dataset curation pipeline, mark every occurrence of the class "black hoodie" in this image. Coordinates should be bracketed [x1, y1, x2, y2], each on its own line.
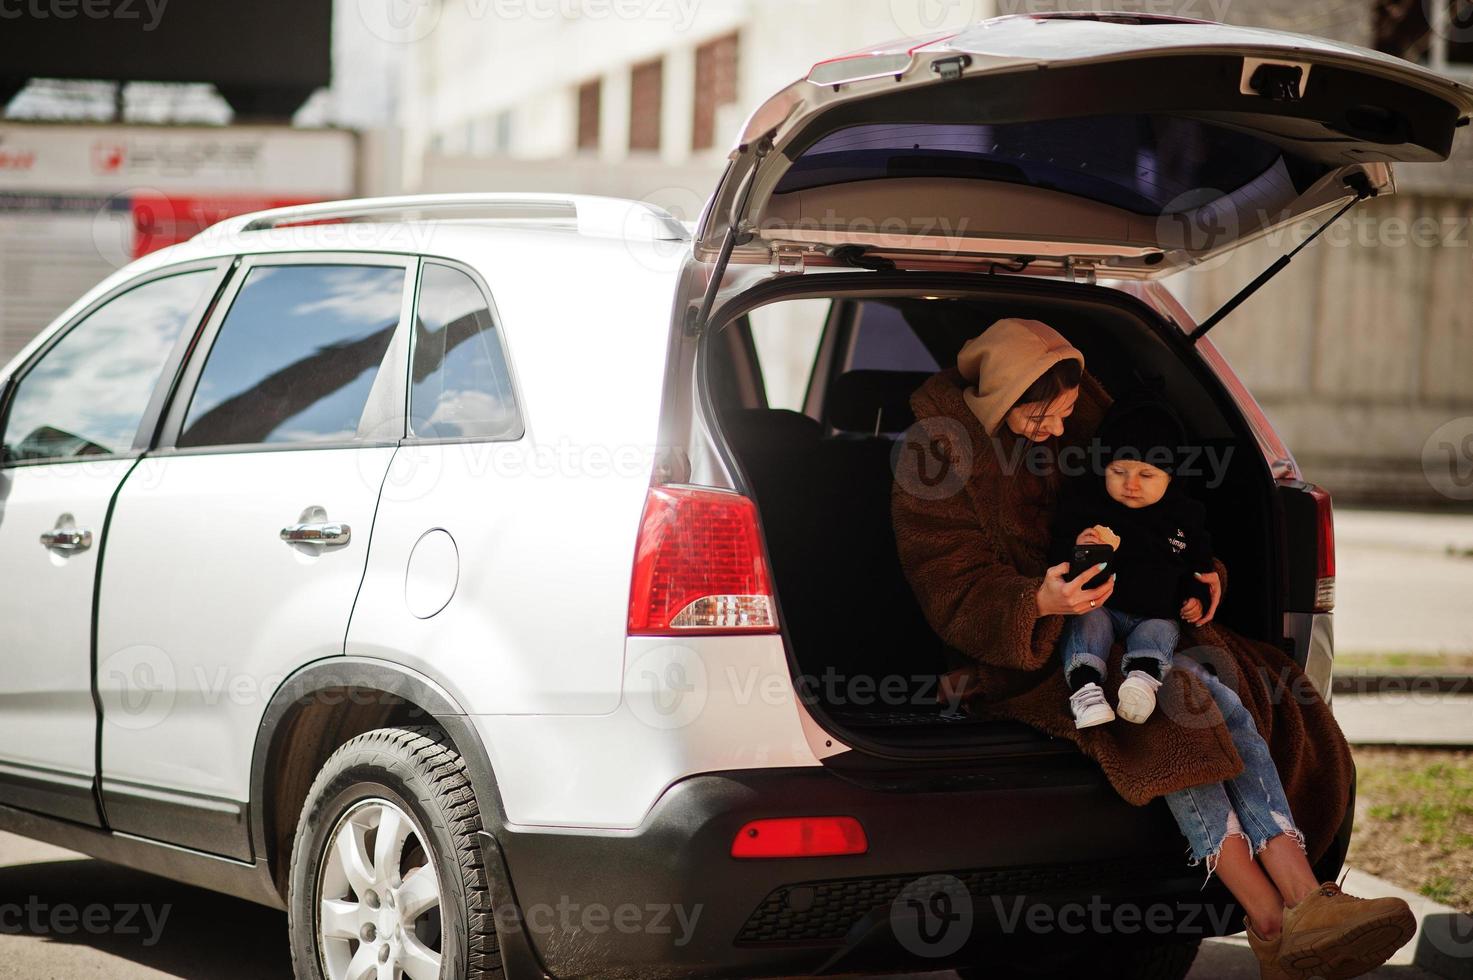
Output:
[1049, 476, 1214, 621]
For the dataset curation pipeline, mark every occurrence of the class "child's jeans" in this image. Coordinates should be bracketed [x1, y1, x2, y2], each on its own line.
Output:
[1060, 606, 1178, 681]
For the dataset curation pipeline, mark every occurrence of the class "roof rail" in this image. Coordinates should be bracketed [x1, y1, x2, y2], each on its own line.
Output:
[196, 193, 690, 243]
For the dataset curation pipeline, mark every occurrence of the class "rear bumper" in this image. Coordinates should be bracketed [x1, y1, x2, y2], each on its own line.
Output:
[486, 759, 1355, 979]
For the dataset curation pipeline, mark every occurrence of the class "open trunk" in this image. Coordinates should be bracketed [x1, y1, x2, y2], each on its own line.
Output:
[706, 277, 1281, 756]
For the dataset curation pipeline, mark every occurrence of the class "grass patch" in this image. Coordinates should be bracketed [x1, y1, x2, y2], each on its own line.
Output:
[1336, 652, 1473, 674]
[1347, 747, 1473, 913]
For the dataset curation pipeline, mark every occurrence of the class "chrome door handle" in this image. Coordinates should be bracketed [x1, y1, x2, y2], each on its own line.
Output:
[280, 522, 352, 546]
[40, 526, 93, 552]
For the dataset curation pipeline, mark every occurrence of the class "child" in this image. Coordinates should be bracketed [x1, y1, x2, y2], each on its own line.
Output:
[1049, 392, 1215, 728]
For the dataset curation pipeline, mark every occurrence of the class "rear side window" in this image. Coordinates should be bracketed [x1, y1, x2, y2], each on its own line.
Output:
[3, 271, 212, 464]
[409, 263, 522, 441]
[178, 265, 405, 448]
[847, 302, 939, 372]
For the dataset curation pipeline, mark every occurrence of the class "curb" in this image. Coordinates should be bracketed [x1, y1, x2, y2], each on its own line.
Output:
[1331, 673, 1473, 696]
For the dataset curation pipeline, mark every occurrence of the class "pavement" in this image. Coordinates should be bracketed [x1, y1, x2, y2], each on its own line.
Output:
[1332, 690, 1473, 746]
[0, 830, 1468, 980]
[1335, 509, 1473, 658]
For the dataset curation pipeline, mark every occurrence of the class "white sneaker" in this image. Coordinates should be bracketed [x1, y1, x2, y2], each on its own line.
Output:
[1069, 682, 1115, 729]
[1117, 669, 1164, 723]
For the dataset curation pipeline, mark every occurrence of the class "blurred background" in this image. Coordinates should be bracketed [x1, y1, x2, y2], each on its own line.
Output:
[0, 1, 1468, 963]
[1, 0, 1472, 504]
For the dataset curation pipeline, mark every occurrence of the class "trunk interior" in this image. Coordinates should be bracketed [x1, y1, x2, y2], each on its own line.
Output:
[706, 277, 1283, 757]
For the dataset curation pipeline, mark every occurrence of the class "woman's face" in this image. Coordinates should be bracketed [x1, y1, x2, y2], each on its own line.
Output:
[1004, 386, 1079, 442]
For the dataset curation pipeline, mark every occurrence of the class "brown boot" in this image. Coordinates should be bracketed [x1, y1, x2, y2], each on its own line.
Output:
[1244, 915, 1293, 980]
[1275, 882, 1416, 980]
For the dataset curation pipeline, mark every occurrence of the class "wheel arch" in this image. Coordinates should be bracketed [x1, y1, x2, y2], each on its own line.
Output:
[249, 657, 508, 900]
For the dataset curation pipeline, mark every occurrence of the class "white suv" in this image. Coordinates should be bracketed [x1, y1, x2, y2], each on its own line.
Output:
[1, 15, 1467, 980]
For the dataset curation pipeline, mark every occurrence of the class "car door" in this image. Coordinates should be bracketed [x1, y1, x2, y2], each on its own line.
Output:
[0, 264, 224, 826]
[95, 253, 412, 859]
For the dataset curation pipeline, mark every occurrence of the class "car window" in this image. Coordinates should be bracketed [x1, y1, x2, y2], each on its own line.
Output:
[177, 265, 406, 449]
[409, 264, 522, 440]
[748, 298, 830, 412]
[846, 302, 939, 372]
[2, 271, 212, 464]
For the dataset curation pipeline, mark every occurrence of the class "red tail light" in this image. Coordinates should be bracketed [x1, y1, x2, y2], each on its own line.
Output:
[731, 817, 868, 859]
[627, 486, 777, 635]
[1310, 484, 1335, 612]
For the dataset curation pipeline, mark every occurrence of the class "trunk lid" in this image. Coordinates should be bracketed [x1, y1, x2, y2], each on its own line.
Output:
[697, 13, 1473, 280]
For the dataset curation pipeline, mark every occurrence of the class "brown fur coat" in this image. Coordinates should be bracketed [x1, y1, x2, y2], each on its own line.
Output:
[891, 367, 1354, 865]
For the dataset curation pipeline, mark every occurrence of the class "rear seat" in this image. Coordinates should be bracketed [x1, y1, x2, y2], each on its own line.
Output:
[725, 371, 952, 716]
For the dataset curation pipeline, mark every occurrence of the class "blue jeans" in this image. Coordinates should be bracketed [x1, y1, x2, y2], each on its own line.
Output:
[1060, 606, 1179, 680]
[1162, 658, 1308, 887]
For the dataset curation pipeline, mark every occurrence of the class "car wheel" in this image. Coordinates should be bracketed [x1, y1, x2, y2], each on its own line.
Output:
[288, 726, 501, 980]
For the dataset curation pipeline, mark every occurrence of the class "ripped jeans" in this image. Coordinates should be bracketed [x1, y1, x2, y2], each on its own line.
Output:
[1161, 657, 1308, 888]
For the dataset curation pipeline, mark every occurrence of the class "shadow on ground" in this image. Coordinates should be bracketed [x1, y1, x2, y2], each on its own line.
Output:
[0, 857, 291, 979]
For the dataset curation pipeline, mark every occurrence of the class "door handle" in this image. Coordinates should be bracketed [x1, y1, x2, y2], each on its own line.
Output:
[280, 521, 352, 546]
[40, 526, 93, 552]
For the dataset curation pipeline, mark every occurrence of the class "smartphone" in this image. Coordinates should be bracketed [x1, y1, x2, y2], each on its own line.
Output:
[1070, 543, 1114, 591]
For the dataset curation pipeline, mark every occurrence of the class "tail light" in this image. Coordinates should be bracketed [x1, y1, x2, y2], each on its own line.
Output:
[1309, 484, 1335, 612]
[731, 817, 868, 859]
[627, 485, 777, 635]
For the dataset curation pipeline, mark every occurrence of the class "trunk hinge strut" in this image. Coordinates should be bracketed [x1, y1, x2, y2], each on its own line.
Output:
[692, 136, 773, 336]
[1189, 174, 1376, 345]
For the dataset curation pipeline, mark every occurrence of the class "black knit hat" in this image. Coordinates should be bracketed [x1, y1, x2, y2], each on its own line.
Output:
[1096, 392, 1186, 474]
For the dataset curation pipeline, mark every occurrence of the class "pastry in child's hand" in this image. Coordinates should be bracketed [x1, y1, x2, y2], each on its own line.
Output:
[1092, 525, 1121, 550]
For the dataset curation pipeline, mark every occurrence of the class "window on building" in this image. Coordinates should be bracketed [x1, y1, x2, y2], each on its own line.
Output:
[178, 264, 405, 448]
[1375, 0, 1473, 76]
[693, 32, 739, 152]
[576, 79, 601, 152]
[495, 110, 514, 154]
[629, 58, 663, 152]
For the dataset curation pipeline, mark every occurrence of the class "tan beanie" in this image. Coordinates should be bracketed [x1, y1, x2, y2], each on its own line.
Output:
[956, 318, 1085, 434]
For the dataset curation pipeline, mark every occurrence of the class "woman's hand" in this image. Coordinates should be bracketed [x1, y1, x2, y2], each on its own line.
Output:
[1037, 562, 1115, 616]
[1182, 571, 1222, 625]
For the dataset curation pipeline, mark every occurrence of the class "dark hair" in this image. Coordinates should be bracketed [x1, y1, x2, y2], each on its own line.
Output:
[1003, 358, 1082, 433]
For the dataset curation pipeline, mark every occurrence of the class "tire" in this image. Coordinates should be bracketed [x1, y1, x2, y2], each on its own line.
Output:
[288, 726, 501, 980]
[958, 938, 1201, 980]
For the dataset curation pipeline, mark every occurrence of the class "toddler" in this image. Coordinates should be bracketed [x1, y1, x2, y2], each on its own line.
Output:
[1050, 393, 1214, 728]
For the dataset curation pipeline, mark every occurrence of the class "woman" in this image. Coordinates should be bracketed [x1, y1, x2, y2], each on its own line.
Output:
[891, 317, 1413, 980]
